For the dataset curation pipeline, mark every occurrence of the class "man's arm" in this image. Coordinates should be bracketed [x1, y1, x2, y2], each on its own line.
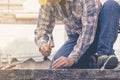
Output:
[52, 0, 101, 69]
[68, 0, 101, 63]
[35, 2, 55, 49]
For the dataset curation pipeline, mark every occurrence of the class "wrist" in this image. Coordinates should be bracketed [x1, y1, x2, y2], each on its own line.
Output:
[67, 57, 75, 67]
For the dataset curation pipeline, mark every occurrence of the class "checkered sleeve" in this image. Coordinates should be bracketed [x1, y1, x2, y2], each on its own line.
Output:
[34, 2, 55, 48]
[68, 0, 101, 63]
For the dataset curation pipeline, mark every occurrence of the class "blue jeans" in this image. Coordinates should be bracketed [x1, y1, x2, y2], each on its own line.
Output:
[97, 0, 120, 56]
[50, 0, 120, 69]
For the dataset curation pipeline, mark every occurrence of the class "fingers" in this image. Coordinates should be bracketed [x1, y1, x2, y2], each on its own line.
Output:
[41, 45, 51, 53]
[52, 57, 75, 69]
[41, 50, 51, 56]
[40, 43, 51, 56]
[41, 43, 51, 51]
[52, 56, 67, 69]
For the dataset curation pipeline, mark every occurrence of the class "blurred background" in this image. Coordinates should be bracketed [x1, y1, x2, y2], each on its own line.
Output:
[0, 0, 65, 69]
[0, 0, 119, 69]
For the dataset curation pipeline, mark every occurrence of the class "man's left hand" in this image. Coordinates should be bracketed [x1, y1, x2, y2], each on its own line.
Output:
[52, 56, 74, 69]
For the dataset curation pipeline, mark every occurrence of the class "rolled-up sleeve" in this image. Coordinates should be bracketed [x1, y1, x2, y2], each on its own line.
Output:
[34, 3, 55, 48]
[68, 0, 101, 63]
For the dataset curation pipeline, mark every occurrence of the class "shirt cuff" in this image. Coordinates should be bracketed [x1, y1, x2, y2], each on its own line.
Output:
[68, 52, 80, 63]
[37, 37, 48, 48]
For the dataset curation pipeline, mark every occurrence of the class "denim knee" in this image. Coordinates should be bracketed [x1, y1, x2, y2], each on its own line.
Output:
[103, 0, 120, 11]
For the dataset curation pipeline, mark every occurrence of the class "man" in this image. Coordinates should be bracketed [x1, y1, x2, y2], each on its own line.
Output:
[35, 0, 119, 69]
[95, 0, 120, 69]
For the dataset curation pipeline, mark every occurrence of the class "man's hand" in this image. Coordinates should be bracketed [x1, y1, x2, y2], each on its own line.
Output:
[39, 43, 51, 56]
[52, 56, 74, 69]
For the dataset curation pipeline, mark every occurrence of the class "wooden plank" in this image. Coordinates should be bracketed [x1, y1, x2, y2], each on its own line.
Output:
[0, 0, 25, 4]
[0, 69, 120, 80]
[0, 4, 23, 10]
[15, 13, 38, 19]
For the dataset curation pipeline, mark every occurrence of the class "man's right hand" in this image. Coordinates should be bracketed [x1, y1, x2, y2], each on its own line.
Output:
[39, 43, 52, 56]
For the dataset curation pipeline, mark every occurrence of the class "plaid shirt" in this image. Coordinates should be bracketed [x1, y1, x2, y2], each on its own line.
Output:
[35, 0, 101, 63]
